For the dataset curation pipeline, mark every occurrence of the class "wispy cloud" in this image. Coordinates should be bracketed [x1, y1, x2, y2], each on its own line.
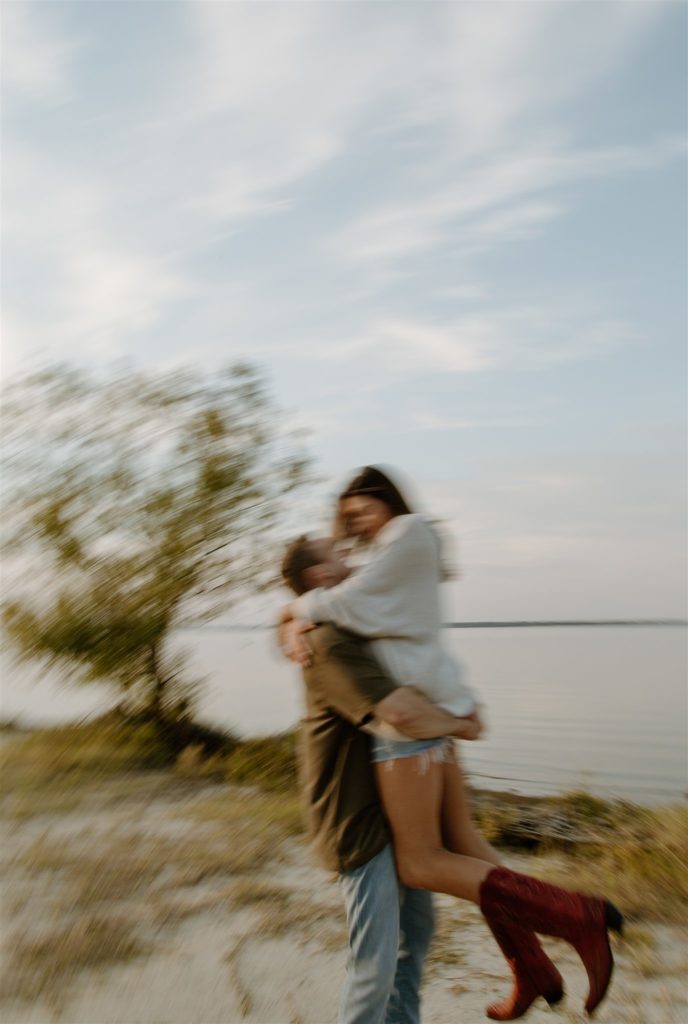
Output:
[3, 0, 681, 374]
[316, 305, 639, 376]
[417, 0, 662, 157]
[174, 2, 408, 222]
[2, 141, 191, 372]
[1, 2, 84, 104]
[411, 412, 539, 433]
[332, 137, 685, 266]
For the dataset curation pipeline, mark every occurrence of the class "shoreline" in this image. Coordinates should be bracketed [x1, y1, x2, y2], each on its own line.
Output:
[1, 717, 685, 809]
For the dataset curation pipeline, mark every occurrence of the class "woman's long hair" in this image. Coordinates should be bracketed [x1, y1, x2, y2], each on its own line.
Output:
[333, 465, 459, 579]
[334, 465, 413, 540]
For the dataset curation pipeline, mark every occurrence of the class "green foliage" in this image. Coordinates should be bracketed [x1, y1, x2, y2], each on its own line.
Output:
[536, 805, 688, 923]
[173, 729, 298, 791]
[0, 711, 173, 797]
[185, 787, 305, 837]
[471, 787, 646, 850]
[0, 714, 297, 807]
[1, 362, 312, 719]
[0, 710, 245, 817]
[471, 788, 688, 923]
[223, 732, 298, 792]
[546, 789, 620, 824]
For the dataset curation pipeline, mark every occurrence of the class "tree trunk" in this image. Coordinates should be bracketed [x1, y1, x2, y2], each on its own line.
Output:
[148, 643, 167, 723]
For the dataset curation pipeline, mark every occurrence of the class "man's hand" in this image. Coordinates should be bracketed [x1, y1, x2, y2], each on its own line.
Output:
[277, 618, 316, 667]
[374, 688, 487, 741]
[453, 708, 485, 741]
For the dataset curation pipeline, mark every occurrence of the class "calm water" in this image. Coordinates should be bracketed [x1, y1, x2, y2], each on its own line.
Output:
[2, 626, 685, 804]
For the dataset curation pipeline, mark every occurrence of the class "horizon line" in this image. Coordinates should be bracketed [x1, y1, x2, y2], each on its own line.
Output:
[178, 618, 688, 632]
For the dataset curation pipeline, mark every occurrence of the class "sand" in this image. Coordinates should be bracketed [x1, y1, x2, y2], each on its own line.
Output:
[1, 773, 686, 1024]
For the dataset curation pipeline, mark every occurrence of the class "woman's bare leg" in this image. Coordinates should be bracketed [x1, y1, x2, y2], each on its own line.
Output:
[439, 745, 565, 1020]
[373, 754, 492, 902]
[440, 744, 501, 865]
[375, 749, 619, 1018]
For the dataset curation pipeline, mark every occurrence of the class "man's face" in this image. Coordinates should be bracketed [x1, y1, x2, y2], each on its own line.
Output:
[303, 537, 349, 590]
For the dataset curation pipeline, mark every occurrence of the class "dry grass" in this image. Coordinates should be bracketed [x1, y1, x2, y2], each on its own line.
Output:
[0, 716, 169, 791]
[222, 939, 254, 1018]
[0, 914, 147, 1009]
[150, 893, 223, 928]
[184, 788, 304, 837]
[225, 878, 293, 909]
[222, 881, 346, 950]
[221, 733, 297, 793]
[1, 771, 300, 1012]
[173, 732, 298, 793]
[532, 805, 688, 923]
[426, 905, 467, 977]
[1, 784, 86, 821]
[624, 943, 666, 979]
[149, 880, 297, 929]
[473, 788, 644, 849]
[11, 815, 285, 924]
[11, 772, 201, 822]
[255, 896, 342, 940]
[149, 878, 294, 928]
[0, 721, 194, 824]
[316, 924, 350, 952]
[3, 721, 686, 946]
[171, 830, 280, 884]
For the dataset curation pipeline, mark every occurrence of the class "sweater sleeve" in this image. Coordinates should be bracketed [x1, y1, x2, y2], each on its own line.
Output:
[291, 516, 430, 637]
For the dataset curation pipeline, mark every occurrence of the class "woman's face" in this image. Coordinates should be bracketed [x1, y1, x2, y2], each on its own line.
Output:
[340, 494, 394, 541]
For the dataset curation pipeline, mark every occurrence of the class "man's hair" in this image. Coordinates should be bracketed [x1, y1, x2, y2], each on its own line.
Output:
[281, 534, 321, 595]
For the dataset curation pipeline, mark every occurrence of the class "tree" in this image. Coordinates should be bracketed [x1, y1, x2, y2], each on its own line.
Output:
[1, 362, 311, 723]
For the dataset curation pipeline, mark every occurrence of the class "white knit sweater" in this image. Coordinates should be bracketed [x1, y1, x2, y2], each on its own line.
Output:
[291, 513, 477, 739]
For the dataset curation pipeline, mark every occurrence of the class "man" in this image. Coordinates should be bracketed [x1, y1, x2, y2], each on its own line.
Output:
[280, 534, 481, 1024]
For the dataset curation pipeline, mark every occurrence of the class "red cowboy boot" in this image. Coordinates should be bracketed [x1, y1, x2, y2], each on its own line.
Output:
[484, 916, 564, 1020]
[479, 866, 623, 1016]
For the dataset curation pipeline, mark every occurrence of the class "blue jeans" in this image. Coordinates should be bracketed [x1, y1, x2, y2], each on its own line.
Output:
[338, 843, 434, 1024]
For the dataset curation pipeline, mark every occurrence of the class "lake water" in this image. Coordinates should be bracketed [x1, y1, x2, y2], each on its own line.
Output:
[1, 625, 685, 804]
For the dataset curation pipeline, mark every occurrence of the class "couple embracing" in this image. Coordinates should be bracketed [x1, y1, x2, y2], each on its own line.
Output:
[278, 466, 622, 1024]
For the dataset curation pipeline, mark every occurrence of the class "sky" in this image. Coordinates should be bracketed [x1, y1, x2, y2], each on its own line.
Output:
[2, 0, 687, 621]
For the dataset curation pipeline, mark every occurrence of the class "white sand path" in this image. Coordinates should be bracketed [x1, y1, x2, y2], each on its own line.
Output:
[1, 776, 685, 1024]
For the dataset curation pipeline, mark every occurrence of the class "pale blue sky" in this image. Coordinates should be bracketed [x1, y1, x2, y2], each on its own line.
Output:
[2, 1, 686, 618]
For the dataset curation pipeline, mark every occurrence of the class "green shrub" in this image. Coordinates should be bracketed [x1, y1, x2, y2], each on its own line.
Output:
[0, 710, 171, 794]
[531, 804, 688, 923]
[222, 732, 298, 792]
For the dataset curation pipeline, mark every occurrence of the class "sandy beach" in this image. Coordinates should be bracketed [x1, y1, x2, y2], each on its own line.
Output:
[1, 767, 686, 1024]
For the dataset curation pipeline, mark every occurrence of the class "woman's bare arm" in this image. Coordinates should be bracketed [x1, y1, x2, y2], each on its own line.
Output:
[289, 516, 428, 636]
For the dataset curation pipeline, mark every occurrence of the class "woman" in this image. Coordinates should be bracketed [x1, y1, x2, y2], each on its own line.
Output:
[282, 466, 623, 1020]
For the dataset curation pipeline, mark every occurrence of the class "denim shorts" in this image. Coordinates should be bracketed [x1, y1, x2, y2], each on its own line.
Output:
[370, 734, 452, 763]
